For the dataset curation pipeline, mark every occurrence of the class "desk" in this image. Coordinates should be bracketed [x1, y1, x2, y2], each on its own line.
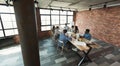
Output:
[58, 30, 100, 66]
[69, 38, 100, 66]
[70, 40, 89, 51]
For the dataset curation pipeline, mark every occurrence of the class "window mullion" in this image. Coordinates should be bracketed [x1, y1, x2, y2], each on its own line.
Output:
[59, 10, 60, 25]
[66, 11, 68, 24]
[50, 10, 52, 27]
[0, 15, 6, 38]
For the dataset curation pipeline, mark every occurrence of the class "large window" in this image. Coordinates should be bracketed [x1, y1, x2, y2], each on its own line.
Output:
[40, 9, 73, 31]
[1, 14, 17, 29]
[40, 9, 50, 14]
[40, 9, 51, 31]
[51, 10, 59, 14]
[41, 16, 50, 25]
[0, 5, 18, 38]
[60, 16, 66, 24]
[67, 11, 73, 27]
[51, 15, 59, 25]
[68, 11, 73, 15]
[68, 16, 73, 23]
[0, 31, 4, 37]
[0, 21, 2, 29]
[60, 11, 66, 15]
[51, 10, 59, 25]
[0, 5, 14, 13]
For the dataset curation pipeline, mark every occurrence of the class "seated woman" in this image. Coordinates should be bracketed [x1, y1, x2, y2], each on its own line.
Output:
[74, 26, 79, 33]
[70, 25, 75, 32]
[58, 29, 71, 47]
[83, 29, 91, 40]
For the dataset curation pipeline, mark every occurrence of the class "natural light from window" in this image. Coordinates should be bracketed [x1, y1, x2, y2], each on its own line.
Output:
[0, 45, 21, 55]
[39, 9, 73, 31]
[0, 5, 18, 38]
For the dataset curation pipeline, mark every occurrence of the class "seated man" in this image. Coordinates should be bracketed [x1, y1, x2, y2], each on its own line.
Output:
[64, 23, 70, 31]
[83, 29, 91, 40]
[51, 25, 55, 34]
[58, 29, 71, 48]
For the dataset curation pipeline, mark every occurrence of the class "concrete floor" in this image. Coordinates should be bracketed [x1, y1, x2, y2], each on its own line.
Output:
[0, 38, 120, 66]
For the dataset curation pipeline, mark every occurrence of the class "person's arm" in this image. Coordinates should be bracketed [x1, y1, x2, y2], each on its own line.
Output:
[89, 34, 92, 40]
[65, 35, 72, 41]
[83, 34, 91, 40]
[83, 34, 85, 38]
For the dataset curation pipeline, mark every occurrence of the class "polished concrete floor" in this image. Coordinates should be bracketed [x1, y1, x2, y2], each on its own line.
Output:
[0, 37, 120, 66]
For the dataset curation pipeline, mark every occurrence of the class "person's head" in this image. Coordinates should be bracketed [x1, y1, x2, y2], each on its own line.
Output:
[75, 26, 78, 30]
[71, 25, 74, 28]
[63, 29, 67, 33]
[85, 29, 90, 34]
[52, 25, 55, 29]
[65, 23, 67, 26]
[56, 26, 59, 29]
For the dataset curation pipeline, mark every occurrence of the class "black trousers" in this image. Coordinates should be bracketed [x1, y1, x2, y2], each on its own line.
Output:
[66, 41, 73, 49]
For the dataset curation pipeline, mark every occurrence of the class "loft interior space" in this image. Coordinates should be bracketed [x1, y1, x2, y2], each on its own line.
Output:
[0, 0, 120, 66]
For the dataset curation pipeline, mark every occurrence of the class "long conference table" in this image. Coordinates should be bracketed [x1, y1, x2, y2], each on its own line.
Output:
[67, 32, 100, 66]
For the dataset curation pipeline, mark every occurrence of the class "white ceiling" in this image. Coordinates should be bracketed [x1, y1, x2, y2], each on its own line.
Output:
[0, 0, 120, 11]
[38, 0, 120, 11]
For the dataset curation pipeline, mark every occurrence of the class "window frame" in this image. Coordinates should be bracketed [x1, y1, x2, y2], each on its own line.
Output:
[39, 9, 74, 31]
[0, 5, 18, 38]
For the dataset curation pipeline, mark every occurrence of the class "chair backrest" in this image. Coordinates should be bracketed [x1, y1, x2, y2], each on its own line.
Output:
[58, 40, 64, 47]
[58, 40, 64, 44]
[54, 33, 60, 40]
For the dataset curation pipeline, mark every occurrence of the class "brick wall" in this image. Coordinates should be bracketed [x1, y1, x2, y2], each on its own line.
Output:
[75, 6, 120, 47]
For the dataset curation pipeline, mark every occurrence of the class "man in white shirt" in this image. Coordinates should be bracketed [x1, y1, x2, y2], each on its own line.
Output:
[64, 23, 70, 31]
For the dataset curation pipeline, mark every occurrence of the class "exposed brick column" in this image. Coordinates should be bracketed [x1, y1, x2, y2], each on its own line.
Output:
[73, 11, 77, 25]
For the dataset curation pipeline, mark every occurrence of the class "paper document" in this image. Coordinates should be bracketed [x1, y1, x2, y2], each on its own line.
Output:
[74, 41, 86, 46]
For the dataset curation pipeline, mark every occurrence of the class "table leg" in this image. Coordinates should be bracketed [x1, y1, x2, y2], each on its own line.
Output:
[78, 46, 92, 66]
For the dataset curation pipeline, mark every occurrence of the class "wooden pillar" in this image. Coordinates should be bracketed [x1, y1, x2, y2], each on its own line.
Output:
[13, 0, 40, 66]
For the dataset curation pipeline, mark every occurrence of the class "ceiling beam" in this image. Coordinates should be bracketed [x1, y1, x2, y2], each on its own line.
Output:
[48, 0, 55, 7]
[89, 0, 118, 7]
[69, 0, 82, 6]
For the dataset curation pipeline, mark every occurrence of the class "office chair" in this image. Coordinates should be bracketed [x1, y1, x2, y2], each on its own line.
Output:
[57, 40, 65, 52]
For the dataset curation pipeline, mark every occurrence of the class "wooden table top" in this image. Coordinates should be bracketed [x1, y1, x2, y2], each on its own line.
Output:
[70, 40, 100, 51]
[58, 30, 100, 51]
[70, 40, 89, 51]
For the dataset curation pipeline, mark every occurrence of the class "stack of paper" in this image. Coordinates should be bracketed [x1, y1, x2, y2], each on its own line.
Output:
[74, 41, 86, 46]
